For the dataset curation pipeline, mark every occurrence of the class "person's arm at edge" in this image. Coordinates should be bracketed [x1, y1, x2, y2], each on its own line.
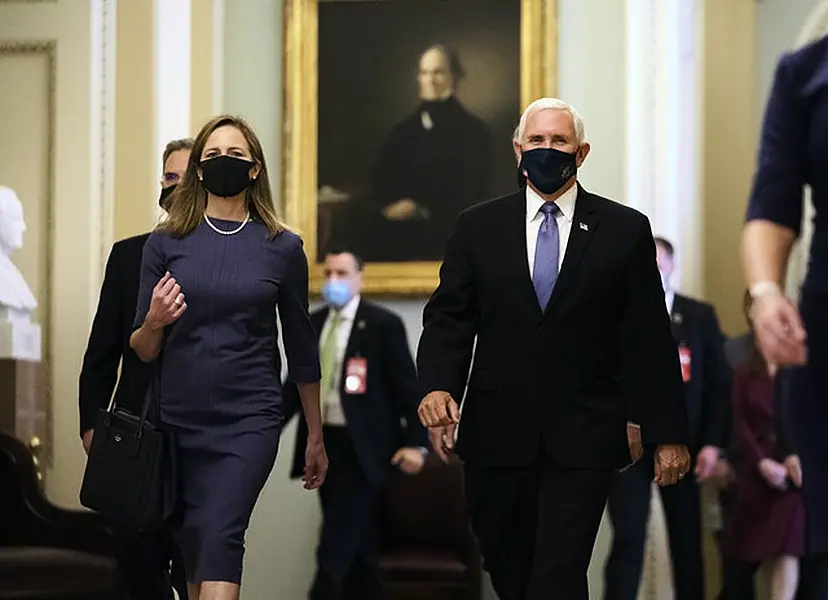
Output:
[621, 215, 690, 447]
[78, 243, 124, 439]
[129, 234, 167, 362]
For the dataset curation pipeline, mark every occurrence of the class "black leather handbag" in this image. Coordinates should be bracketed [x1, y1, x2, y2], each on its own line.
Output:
[80, 365, 177, 531]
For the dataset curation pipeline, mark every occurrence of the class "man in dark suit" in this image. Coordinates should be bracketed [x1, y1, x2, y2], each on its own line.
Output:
[78, 137, 192, 600]
[282, 250, 429, 600]
[416, 97, 691, 600]
[603, 236, 728, 600]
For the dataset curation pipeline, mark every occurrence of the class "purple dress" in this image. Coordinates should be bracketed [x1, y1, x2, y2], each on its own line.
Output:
[133, 218, 320, 584]
[725, 365, 804, 562]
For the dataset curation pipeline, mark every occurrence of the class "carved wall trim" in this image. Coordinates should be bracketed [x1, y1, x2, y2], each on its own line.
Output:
[97, 0, 116, 272]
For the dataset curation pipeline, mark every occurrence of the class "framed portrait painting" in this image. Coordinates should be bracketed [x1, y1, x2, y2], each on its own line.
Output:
[283, 0, 558, 295]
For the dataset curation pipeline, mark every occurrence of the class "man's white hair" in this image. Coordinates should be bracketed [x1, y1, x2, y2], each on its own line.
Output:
[514, 98, 586, 145]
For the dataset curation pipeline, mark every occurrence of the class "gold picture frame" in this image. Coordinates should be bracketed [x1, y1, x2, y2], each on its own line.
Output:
[282, 0, 558, 296]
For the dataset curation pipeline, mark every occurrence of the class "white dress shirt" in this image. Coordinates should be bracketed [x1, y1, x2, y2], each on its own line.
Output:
[665, 289, 675, 315]
[319, 294, 361, 426]
[526, 183, 578, 277]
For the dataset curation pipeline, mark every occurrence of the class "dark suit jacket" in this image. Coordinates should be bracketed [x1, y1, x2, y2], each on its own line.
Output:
[669, 294, 729, 452]
[78, 233, 154, 437]
[283, 299, 428, 486]
[417, 186, 690, 469]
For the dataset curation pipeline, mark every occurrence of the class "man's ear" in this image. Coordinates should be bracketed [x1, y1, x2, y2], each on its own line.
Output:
[512, 140, 522, 164]
[576, 142, 591, 167]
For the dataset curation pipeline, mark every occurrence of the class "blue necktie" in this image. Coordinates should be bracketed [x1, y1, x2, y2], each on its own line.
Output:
[533, 203, 560, 309]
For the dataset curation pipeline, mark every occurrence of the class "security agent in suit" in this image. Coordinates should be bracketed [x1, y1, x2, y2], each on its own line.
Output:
[78, 138, 193, 600]
[417, 98, 691, 600]
[604, 237, 729, 600]
[282, 250, 430, 600]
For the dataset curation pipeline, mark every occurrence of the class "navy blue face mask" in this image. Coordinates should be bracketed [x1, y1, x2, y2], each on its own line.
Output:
[158, 183, 177, 210]
[518, 147, 578, 195]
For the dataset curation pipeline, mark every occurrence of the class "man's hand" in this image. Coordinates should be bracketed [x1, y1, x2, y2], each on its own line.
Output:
[750, 292, 807, 368]
[382, 198, 421, 221]
[694, 445, 720, 482]
[654, 444, 691, 486]
[418, 391, 459, 427]
[82, 429, 94, 455]
[426, 426, 454, 463]
[418, 392, 460, 463]
[391, 447, 426, 475]
[784, 454, 802, 488]
[302, 435, 329, 490]
[758, 458, 788, 490]
[626, 423, 643, 463]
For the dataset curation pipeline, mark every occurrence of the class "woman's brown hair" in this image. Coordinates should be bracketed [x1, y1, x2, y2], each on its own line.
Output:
[158, 115, 286, 238]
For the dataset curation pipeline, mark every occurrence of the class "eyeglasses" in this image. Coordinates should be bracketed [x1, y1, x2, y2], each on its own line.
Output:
[162, 172, 181, 184]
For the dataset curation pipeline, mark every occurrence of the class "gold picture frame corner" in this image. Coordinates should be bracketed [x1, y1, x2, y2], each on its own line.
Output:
[283, 0, 557, 297]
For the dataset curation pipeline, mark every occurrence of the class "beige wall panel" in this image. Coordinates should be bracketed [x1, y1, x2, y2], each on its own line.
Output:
[190, 0, 215, 134]
[0, 47, 52, 332]
[113, 0, 155, 239]
[702, 0, 757, 336]
[0, 0, 116, 508]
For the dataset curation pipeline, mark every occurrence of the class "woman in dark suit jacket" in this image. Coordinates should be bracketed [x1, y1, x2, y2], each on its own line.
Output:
[742, 35, 828, 598]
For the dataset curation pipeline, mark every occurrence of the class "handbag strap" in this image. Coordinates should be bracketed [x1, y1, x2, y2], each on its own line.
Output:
[105, 352, 163, 437]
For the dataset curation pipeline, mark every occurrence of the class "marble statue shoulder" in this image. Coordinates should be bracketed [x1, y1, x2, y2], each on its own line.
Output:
[0, 186, 38, 316]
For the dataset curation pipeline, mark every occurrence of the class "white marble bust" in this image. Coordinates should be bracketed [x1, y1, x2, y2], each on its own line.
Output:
[0, 186, 37, 320]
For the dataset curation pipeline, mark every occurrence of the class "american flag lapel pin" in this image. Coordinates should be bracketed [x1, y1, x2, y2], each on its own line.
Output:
[579, 221, 589, 231]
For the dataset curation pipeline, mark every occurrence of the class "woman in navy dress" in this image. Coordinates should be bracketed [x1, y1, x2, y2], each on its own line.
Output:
[130, 114, 328, 600]
[742, 35, 828, 598]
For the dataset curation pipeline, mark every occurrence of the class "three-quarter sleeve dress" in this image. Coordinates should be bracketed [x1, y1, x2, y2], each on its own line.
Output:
[745, 37, 828, 554]
[133, 217, 320, 584]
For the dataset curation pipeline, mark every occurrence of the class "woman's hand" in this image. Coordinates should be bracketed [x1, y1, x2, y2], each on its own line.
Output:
[302, 435, 328, 490]
[758, 458, 788, 490]
[751, 292, 807, 368]
[784, 454, 803, 488]
[145, 272, 186, 330]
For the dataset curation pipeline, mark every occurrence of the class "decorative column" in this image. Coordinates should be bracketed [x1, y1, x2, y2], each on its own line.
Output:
[625, 1, 704, 598]
[152, 0, 191, 221]
[625, 0, 703, 297]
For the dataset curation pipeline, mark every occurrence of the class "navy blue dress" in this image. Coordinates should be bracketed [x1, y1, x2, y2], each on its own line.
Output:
[133, 218, 320, 584]
[747, 36, 828, 554]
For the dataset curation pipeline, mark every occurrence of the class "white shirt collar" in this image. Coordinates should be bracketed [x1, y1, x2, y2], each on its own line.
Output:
[331, 294, 361, 321]
[525, 182, 578, 223]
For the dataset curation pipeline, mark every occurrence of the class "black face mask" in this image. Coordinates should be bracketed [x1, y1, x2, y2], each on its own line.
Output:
[200, 155, 255, 198]
[158, 183, 177, 210]
[518, 147, 578, 195]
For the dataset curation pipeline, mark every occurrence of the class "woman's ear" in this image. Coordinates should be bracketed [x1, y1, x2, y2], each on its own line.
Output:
[250, 163, 261, 180]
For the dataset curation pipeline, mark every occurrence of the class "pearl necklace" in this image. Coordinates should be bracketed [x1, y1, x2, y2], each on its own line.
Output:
[204, 213, 250, 236]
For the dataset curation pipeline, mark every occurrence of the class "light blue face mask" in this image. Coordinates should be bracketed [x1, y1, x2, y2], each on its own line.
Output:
[322, 279, 352, 308]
